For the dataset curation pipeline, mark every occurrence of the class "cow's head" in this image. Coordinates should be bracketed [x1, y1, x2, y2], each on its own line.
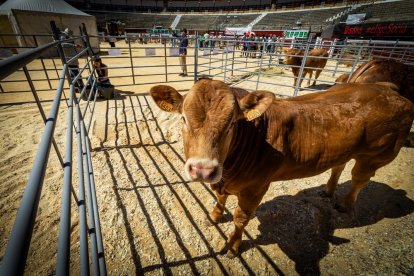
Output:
[150, 79, 274, 184]
[282, 47, 303, 65]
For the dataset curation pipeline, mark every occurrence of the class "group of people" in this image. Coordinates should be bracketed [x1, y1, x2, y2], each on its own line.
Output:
[60, 28, 112, 96]
[240, 32, 281, 58]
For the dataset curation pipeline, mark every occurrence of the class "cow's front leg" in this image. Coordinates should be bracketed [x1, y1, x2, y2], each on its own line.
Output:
[225, 191, 266, 258]
[206, 191, 228, 226]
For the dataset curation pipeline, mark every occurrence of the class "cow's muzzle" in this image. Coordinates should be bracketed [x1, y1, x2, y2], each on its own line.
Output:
[185, 158, 222, 183]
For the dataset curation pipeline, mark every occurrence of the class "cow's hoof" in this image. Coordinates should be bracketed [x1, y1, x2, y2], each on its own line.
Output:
[334, 202, 354, 214]
[205, 215, 222, 227]
[226, 250, 237, 259]
[319, 190, 333, 198]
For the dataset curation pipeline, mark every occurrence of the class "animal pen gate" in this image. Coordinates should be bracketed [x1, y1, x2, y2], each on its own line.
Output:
[1, 24, 414, 274]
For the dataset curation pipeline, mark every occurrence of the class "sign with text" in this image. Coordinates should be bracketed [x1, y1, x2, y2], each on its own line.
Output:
[333, 21, 414, 40]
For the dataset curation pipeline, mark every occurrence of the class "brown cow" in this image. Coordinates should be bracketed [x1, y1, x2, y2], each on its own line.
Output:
[282, 47, 329, 87]
[335, 59, 414, 103]
[337, 55, 358, 67]
[150, 79, 414, 258]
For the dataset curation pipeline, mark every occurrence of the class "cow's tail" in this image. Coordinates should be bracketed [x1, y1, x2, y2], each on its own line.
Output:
[348, 60, 376, 83]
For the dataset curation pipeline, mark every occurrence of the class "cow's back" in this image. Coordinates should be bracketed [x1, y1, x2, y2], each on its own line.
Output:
[350, 60, 414, 103]
[264, 83, 414, 180]
[305, 48, 329, 69]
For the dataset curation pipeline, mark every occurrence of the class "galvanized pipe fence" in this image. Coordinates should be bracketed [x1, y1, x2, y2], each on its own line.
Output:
[1, 29, 414, 274]
[0, 22, 106, 275]
[2, 33, 413, 97]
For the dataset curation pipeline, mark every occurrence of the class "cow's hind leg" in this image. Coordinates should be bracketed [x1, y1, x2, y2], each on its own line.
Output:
[322, 163, 346, 197]
[307, 70, 313, 86]
[312, 69, 322, 86]
[338, 158, 393, 213]
[207, 191, 228, 226]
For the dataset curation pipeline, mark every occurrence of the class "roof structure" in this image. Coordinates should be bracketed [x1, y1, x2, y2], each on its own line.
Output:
[0, 0, 92, 16]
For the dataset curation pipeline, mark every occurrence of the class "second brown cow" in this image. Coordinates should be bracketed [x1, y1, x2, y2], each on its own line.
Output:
[283, 47, 329, 87]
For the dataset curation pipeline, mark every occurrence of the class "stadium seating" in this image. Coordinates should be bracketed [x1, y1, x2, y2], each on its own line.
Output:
[176, 13, 259, 30]
[341, 0, 414, 23]
[254, 7, 348, 31]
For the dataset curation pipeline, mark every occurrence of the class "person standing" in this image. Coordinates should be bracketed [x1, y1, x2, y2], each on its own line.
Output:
[170, 28, 189, 77]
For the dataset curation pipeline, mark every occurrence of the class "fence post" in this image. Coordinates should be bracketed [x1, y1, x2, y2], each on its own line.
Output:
[50, 21, 75, 86]
[164, 41, 168, 82]
[128, 39, 136, 85]
[256, 40, 266, 90]
[293, 35, 313, 97]
[33, 35, 53, 90]
[346, 45, 363, 83]
[82, 23, 95, 57]
[194, 32, 198, 83]
[223, 41, 230, 82]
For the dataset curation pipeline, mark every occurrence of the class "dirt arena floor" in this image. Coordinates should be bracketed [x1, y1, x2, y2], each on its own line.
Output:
[0, 41, 413, 275]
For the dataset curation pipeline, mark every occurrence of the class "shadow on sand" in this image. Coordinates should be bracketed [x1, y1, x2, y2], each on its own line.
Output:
[240, 181, 414, 275]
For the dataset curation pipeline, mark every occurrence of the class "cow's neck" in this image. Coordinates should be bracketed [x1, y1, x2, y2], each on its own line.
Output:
[222, 112, 284, 184]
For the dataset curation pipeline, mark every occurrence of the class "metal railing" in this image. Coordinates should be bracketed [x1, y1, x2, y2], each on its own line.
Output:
[0, 22, 106, 275]
[1, 28, 414, 274]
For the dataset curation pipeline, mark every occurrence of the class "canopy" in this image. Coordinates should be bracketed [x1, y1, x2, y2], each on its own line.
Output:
[0, 0, 99, 55]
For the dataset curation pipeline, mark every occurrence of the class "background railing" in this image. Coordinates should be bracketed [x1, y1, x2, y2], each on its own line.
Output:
[1, 29, 414, 274]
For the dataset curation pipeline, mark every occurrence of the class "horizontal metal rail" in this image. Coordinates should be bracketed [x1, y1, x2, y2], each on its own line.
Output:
[0, 28, 107, 276]
[0, 65, 67, 275]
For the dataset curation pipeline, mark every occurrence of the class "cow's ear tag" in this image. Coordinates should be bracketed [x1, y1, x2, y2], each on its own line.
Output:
[246, 109, 261, 121]
[158, 100, 174, 112]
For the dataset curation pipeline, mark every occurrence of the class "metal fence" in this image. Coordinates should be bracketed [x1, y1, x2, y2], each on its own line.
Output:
[1, 29, 414, 274]
[0, 22, 106, 275]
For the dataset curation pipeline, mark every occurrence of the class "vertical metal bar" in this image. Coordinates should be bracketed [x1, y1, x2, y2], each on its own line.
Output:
[52, 57, 60, 80]
[399, 47, 407, 62]
[231, 44, 235, 77]
[293, 35, 313, 97]
[33, 35, 53, 90]
[84, 131, 107, 275]
[208, 46, 212, 76]
[164, 42, 168, 82]
[22, 66, 65, 167]
[0, 66, 67, 276]
[256, 41, 266, 91]
[82, 23, 95, 57]
[128, 40, 136, 85]
[346, 46, 363, 83]
[268, 43, 273, 68]
[56, 84, 74, 276]
[388, 40, 398, 59]
[223, 43, 229, 82]
[74, 96, 90, 276]
[221, 45, 225, 73]
[194, 32, 199, 83]
[50, 21, 71, 82]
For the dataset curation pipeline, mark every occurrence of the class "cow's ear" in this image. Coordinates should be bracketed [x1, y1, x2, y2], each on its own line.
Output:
[150, 85, 183, 113]
[238, 91, 275, 121]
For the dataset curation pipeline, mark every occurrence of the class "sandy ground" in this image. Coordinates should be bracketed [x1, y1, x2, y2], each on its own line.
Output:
[0, 41, 413, 275]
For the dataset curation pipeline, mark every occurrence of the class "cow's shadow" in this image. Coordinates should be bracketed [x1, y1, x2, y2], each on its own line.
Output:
[240, 181, 414, 275]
